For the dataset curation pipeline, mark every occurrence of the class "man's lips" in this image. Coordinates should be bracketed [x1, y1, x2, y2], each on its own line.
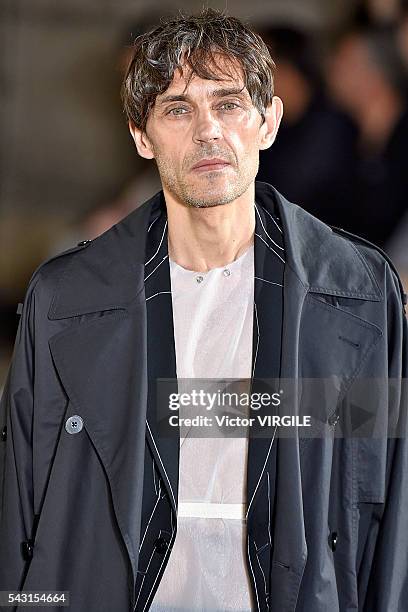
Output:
[191, 158, 231, 170]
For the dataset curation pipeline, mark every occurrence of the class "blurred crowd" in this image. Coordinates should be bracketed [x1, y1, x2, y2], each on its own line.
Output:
[1, 0, 408, 375]
[257, 0, 408, 282]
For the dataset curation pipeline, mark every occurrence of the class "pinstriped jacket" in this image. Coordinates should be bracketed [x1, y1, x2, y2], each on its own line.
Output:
[136, 188, 284, 611]
[0, 182, 407, 612]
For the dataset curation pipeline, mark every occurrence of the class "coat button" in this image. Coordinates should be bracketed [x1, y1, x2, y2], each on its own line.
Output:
[329, 531, 338, 551]
[65, 415, 84, 434]
[154, 536, 169, 555]
[1, 425, 6, 442]
[21, 539, 34, 561]
[327, 412, 340, 427]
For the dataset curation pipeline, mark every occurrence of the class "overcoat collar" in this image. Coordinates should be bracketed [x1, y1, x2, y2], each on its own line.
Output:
[47, 181, 382, 321]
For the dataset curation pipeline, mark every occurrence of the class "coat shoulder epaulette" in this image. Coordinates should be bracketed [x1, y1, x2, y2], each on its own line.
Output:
[329, 224, 407, 311]
[15, 239, 94, 320]
[27, 238, 94, 289]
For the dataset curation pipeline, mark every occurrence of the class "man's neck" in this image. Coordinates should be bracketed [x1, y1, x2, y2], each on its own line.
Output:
[164, 186, 256, 273]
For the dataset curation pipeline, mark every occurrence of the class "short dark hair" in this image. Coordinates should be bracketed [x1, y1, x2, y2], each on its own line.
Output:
[121, 8, 276, 133]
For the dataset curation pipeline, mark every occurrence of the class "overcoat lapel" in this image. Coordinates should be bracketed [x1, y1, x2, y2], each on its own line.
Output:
[47, 197, 154, 592]
[263, 182, 382, 610]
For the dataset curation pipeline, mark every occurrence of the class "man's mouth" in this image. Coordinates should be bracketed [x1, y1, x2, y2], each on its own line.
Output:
[191, 158, 231, 172]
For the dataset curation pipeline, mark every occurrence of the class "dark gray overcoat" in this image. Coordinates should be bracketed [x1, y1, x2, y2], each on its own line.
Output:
[0, 182, 407, 612]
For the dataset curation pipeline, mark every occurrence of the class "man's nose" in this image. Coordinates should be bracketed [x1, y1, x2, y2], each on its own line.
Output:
[192, 109, 222, 143]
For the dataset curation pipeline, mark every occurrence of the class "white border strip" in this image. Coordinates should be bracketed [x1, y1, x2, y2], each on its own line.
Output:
[177, 502, 246, 520]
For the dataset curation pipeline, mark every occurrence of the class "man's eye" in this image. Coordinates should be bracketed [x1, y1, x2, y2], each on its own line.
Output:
[168, 107, 188, 116]
[220, 102, 239, 111]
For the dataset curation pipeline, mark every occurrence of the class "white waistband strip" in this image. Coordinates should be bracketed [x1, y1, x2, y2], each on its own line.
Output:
[177, 502, 246, 520]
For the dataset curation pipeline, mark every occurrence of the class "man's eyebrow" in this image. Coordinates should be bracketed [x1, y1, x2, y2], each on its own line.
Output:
[156, 87, 250, 105]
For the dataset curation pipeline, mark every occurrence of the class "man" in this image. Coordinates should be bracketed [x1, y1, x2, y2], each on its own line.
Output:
[0, 8, 407, 612]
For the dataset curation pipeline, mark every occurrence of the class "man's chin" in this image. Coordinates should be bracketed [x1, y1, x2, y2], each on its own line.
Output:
[181, 181, 240, 208]
[183, 193, 236, 208]
[188, 201, 228, 209]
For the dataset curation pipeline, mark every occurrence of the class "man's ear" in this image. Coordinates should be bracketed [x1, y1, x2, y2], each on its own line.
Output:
[128, 120, 155, 160]
[259, 96, 284, 150]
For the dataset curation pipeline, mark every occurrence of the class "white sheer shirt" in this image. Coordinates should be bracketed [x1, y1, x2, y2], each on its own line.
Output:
[150, 243, 254, 612]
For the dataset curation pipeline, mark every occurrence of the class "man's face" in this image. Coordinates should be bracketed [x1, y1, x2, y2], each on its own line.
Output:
[130, 55, 282, 208]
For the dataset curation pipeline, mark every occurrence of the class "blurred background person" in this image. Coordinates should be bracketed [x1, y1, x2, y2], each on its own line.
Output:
[256, 25, 359, 230]
[354, 0, 403, 25]
[326, 24, 408, 249]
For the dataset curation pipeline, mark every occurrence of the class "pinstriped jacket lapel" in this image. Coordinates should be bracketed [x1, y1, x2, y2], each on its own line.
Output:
[246, 200, 285, 523]
[144, 197, 179, 515]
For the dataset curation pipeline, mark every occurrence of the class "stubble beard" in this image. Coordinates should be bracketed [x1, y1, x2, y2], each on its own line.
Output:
[153, 149, 259, 209]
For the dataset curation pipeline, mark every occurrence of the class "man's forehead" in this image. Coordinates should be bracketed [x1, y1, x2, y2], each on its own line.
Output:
[156, 57, 248, 100]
